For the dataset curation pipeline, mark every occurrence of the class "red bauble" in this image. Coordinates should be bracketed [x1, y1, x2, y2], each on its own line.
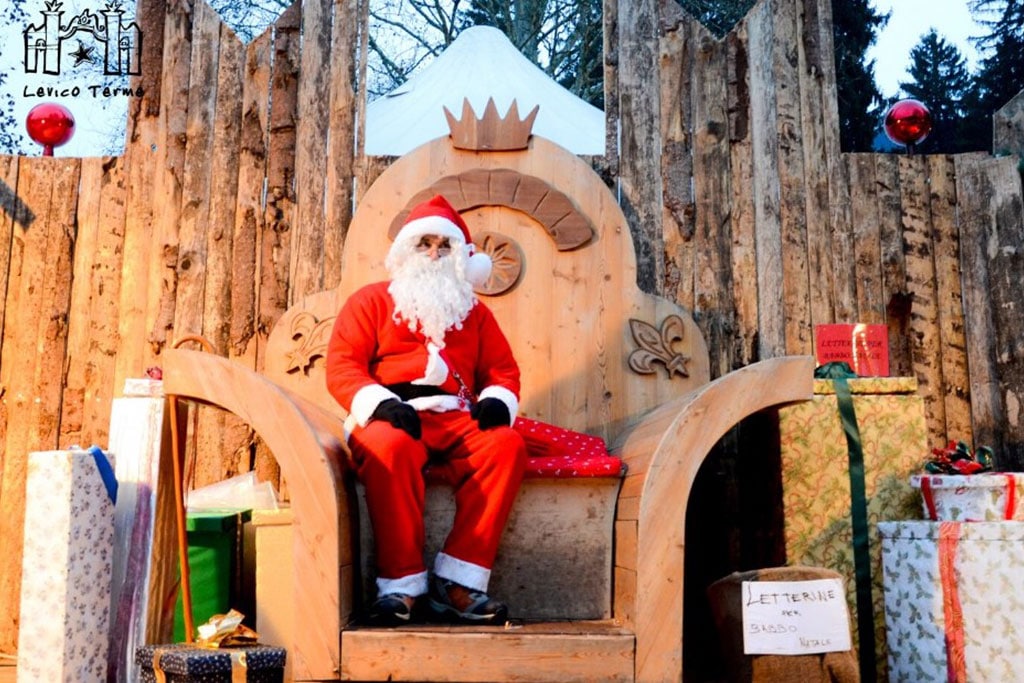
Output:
[25, 103, 76, 154]
[883, 99, 932, 147]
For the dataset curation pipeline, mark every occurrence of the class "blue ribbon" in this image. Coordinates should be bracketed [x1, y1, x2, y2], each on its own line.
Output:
[87, 445, 118, 503]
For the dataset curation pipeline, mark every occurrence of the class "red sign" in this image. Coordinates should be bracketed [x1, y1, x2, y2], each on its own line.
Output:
[815, 324, 889, 377]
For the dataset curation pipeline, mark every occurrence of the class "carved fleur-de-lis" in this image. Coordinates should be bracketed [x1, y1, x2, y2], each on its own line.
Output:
[627, 315, 690, 378]
[285, 312, 335, 375]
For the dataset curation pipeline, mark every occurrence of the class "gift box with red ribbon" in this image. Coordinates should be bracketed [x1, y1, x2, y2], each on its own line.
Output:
[879, 520, 1024, 682]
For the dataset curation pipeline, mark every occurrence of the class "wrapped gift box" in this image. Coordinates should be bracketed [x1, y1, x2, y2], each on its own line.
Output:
[16, 449, 116, 683]
[173, 509, 254, 642]
[135, 643, 286, 683]
[910, 472, 1024, 521]
[778, 377, 927, 681]
[879, 521, 1024, 681]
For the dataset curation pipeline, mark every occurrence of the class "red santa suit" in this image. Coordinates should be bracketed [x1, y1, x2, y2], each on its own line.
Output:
[325, 200, 526, 600]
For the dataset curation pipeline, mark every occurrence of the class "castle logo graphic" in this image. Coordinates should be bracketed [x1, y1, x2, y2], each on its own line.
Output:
[23, 1, 143, 77]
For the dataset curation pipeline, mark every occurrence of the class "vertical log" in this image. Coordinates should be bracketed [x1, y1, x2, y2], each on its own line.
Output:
[659, 8, 696, 312]
[617, 0, 664, 294]
[900, 155, 945, 448]
[846, 154, 884, 322]
[773, 0, 812, 356]
[874, 155, 912, 377]
[325, 0, 360, 289]
[747, 0, 785, 358]
[63, 157, 128, 448]
[236, 30, 277, 485]
[727, 23, 759, 368]
[114, 0, 166, 391]
[928, 155, 971, 444]
[291, 0, 333, 300]
[261, 2, 300, 362]
[0, 158, 81, 653]
[811, 0, 856, 322]
[957, 155, 1024, 468]
[691, 25, 735, 380]
[0, 156, 19, 379]
[797, 0, 836, 328]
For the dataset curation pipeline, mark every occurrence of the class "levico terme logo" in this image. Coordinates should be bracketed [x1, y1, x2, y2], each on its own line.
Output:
[22, 0, 143, 99]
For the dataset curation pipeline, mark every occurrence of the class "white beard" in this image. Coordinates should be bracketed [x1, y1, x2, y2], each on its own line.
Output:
[387, 247, 477, 345]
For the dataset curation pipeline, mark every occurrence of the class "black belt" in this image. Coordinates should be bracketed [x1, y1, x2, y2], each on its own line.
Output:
[385, 382, 453, 401]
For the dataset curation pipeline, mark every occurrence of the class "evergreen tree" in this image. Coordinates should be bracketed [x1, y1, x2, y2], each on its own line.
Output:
[900, 30, 980, 153]
[675, 0, 755, 38]
[831, 0, 888, 152]
[967, 0, 1024, 150]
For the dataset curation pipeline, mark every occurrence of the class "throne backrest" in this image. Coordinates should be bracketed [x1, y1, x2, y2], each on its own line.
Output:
[265, 111, 710, 443]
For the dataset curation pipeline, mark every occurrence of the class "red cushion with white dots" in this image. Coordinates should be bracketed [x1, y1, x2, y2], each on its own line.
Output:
[513, 416, 625, 478]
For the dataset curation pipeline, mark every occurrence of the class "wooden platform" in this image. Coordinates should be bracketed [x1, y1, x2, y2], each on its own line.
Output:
[340, 620, 635, 682]
[0, 661, 14, 683]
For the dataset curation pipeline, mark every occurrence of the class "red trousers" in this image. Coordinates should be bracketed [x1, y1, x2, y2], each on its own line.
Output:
[348, 410, 527, 586]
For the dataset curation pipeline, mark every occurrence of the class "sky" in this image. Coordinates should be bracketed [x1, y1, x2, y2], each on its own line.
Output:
[867, 0, 987, 98]
[0, 0, 995, 157]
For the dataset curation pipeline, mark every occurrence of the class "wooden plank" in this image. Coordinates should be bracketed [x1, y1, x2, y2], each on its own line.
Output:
[340, 626, 635, 682]
[658, 8, 696, 311]
[846, 154, 884, 322]
[324, 0, 360, 289]
[112, 0, 166, 394]
[617, 0, 664, 294]
[144, 0, 195, 356]
[773, 0, 812, 356]
[956, 155, 1024, 467]
[927, 154, 971, 444]
[747, 0, 785, 358]
[797, 0, 836, 328]
[727, 23, 758, 368]
[0, 158, 81, 653]
[691, 24, 735, 379]
[993, 89, 1024, 162]
[955, 155, 1005, 456]
[62, 156, 127, 448]
[899, 155, 945, 443]
[874, 154, 912, 377]
[235, 31, 276, 486]
[290, 0, 332, 299]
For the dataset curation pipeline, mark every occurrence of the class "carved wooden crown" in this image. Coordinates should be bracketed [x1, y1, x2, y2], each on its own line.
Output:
[443, 97, 540, 151]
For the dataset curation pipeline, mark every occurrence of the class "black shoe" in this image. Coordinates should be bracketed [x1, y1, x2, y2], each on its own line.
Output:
[428, 575, 508, 624]
[367, 593, 418, 626]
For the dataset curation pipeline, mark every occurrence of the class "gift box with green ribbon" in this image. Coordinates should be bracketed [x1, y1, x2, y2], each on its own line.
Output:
[778, 368, 926, 682]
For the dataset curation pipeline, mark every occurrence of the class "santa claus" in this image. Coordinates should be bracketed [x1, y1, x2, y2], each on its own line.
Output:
[326, 194, 527, 625]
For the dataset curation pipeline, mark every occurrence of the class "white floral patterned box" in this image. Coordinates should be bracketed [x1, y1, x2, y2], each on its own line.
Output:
[909, 473, 1024, 522]
[878, 520, 1024, 682]
[16, 449, 116, 683]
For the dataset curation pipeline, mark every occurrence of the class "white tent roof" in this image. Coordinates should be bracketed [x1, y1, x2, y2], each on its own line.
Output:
[364, 26, 605, 156]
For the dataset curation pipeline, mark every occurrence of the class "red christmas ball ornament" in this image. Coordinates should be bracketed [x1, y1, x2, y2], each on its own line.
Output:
[883, 99, 932, 149]
[25, 103, 76, 156]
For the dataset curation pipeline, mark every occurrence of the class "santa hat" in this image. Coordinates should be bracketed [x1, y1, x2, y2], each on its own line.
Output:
[390, 194, 492, 287]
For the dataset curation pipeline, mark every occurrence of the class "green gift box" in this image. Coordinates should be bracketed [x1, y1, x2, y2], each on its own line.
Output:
[173, 509, 253, 642]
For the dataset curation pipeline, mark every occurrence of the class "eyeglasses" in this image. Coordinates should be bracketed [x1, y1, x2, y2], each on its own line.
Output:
[414, 235, 452, 257]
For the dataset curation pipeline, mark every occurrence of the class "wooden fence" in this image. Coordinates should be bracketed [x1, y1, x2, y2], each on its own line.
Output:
[1, 0, 1023, 659]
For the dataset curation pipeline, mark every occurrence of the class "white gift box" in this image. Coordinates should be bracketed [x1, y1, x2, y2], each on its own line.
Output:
[17, 449, 116, 683]
[879, 521, 1024, 682]
[909, 473, 1024, 521]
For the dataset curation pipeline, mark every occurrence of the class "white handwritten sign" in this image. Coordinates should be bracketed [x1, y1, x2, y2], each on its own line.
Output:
[741, 578, 852, 655]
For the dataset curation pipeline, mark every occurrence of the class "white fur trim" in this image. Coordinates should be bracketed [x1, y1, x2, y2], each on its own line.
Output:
[376, 570, 428, 598]
[394, 216, 465, 247]
[407, 395, 467, 413]
[465, 251, 492, 287]
[350, 383, 401, 427]
[478, 385, 519, 425]
[434, 552, 491, 592]
[411, 341, 449, 386]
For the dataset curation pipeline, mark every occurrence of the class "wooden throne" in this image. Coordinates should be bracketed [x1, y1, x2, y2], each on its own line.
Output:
[162, 99, 813, 682]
